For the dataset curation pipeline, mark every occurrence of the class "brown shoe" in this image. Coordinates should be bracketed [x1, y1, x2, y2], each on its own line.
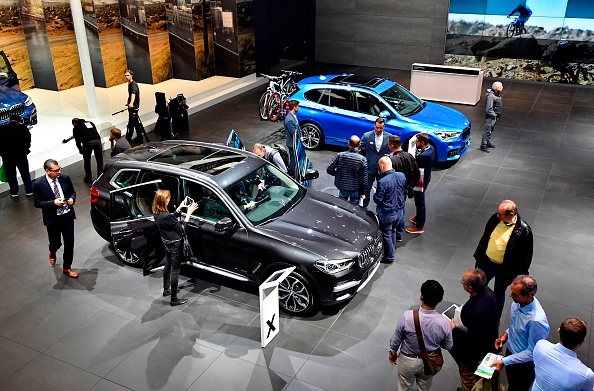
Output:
[62, 269, 78, 278]
[409, 216, 417, 224]
[406, 226, 424, 234]
[49, 252, 56, 266]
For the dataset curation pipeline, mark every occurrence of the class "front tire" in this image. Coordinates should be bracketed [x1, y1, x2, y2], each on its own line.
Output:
[267, 93, 282, 122]
[258, 92, 270, 121]
[506, 23, 515, 37]
[547, 73, 563, 83]
[301, 123, 324, 150]
[278, 269, 319, 317]
[111, 239, 141, 267]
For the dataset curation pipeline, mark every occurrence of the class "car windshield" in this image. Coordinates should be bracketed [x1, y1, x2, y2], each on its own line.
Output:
[224, 163, 305, 226]
[379, 83, 426, 117]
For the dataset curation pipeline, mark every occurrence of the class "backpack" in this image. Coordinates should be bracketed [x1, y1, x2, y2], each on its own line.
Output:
[268, 143, 290, 168]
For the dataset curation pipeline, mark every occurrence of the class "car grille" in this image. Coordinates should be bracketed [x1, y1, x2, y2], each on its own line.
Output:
[0, 104, 25, 121]
[462, 126, 471, 139]
[358, 231, 382, 268]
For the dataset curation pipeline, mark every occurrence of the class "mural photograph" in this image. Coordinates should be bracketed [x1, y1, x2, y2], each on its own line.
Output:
[94, 0, 127, 87]
[445, 0, 594, 84]
[0, 0, 33, 89]
[193, 0, 214, 80]
[237, 0, 253, 77]
[118, 0, 152, 83]
[145, 0, 171, 84]
[81, 0, 106, 87]
[42, 0, 83, 90]
[166, 0, 196, 80]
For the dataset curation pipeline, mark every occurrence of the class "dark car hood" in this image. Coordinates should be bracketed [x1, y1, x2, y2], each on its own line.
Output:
[407, 101, 470, 132]
[0, 85, 26, 109]
[261, 190, 379, 260]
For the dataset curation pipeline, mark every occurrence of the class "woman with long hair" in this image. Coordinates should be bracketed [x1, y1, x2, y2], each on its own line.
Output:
[152, 189, 198, 306]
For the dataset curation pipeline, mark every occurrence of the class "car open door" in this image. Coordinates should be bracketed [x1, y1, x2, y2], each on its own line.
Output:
[109, 180, 164, 274]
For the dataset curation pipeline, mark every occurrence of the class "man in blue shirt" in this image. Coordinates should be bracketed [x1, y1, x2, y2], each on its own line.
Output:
[406, 133, 435, 234]
[491, 275, 550, 390]
[532, 317, 594, 391]
[373, 156, 406, 263]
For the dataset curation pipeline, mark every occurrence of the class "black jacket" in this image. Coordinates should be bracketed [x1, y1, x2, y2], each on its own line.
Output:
[0, 121, 31, 156]
[474, 213, 533, 286]
[72, 119, 100, 152]
[33, 174, 77, 226]
[450, 287, 499, 364]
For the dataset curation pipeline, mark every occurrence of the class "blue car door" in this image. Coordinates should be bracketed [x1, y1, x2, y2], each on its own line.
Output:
[353, 91, 407, 139]
[316, 88, 354, 146]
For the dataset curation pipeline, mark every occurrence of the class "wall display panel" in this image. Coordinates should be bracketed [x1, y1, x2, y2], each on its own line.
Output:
[118, 0, 152, 83]
[42, 0, 84, 90]
[192, 0, 214, 80]
[166, 0, 197, 80]
[0, 0, 34, 90]
[212, 0, 238, 76]
[237, 0, 254, 77]
[445, 0, 594, 85]
[145, 0, 171, 83]
[82, 0, 106, 87]
[95, 0, 128, 87]
[18, 0, 58, 89]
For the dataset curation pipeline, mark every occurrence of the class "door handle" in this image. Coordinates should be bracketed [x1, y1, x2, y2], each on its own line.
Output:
[358, 117, 367, 121]
[118, 229, 136, 236]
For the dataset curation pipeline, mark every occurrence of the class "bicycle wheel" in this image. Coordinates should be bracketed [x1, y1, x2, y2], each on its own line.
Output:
[506, 23, 515, 37]
[258, 92, 270, 121]
[547, 73, 563, 83]
[267, 92, 282, 122]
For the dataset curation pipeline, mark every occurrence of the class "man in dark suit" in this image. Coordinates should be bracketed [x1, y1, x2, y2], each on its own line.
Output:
[0, 115, 34, 198]
[450, 269, 499, 391]
[360, 117, 392, 208]
[33, 159, 78, 278]
[284, 100, 301, 177]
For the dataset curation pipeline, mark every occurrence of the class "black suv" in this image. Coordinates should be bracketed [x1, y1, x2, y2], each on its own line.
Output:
[90, 141, 382, 316]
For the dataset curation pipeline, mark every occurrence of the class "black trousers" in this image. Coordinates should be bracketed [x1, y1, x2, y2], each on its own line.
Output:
[82, 139, 104, 180]
[505, 349, 535, 391]
[126, 109, 149, 142]
[46, 213, 75, 270]
[162, 239, 183, 300]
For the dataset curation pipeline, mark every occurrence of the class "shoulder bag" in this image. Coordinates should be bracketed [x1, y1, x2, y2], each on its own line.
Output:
[413, 308, 444, 375]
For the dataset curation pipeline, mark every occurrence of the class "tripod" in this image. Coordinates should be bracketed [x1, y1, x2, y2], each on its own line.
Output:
[126, 109, 150, 144]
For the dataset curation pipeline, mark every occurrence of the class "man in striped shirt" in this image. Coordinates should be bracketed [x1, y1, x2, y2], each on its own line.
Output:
[326, 135, 368, 205]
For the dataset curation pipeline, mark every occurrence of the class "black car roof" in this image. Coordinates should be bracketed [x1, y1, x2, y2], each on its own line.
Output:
[112, 141, 265, 187]
[327, 74, 387, 89]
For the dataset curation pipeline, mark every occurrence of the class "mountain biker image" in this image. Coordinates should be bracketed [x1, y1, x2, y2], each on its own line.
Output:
[550, 40, 589, 83]
[508, 3, 532, 31]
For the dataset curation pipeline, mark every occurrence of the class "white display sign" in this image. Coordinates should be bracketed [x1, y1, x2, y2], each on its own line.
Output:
[222, 11, 233, 28]
[259, 266, 295, 348]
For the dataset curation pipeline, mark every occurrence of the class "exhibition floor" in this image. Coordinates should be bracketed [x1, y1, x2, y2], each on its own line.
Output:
[1, 63, 593, 391]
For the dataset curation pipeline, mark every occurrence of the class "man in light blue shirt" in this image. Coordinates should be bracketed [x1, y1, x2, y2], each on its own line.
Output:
[491, 275, 549, 390]
[532, 317, 594, 391]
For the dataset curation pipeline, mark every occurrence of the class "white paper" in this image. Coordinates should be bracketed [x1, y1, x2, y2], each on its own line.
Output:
[474, 352, 503, 379]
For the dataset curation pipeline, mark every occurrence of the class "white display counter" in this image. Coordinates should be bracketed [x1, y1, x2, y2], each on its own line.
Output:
[410, 63, 483, 105]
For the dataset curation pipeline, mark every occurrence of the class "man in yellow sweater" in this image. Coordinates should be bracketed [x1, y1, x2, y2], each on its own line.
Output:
[473, 200, 533, 320]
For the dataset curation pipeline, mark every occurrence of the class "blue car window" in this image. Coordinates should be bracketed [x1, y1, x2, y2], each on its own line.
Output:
[379, 83, 425, 117]
[304, 89, 324, 103]
[354, 91, 389, 116]
[327, 89, 351, 111]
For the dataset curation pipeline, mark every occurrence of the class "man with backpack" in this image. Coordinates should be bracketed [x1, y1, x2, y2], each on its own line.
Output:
[388, 135, 419, 241]
[252, 143, 288, 173]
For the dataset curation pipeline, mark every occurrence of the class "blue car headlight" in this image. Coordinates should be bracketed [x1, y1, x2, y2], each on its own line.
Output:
[24, 97, 33, 107]
[434, 131, 460, 141]
[314, 259, 354, 274]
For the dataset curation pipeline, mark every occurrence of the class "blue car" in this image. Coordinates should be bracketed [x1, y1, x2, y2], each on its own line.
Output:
[0, 50, 37, 127]
[288, 74, 471, 163]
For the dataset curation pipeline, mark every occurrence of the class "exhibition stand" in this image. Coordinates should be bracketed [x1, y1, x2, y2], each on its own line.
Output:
[410, 63, 483, 105]
[259, 267, 295, 348]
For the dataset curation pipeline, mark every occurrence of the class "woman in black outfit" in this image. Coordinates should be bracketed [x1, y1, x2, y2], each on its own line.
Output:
[152, 189, 198, 306]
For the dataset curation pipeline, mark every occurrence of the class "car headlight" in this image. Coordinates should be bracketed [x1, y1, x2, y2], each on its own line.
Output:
[314, 259, 354, 274]
[434, 131, 460, 141]
[24, 97, 33, 106]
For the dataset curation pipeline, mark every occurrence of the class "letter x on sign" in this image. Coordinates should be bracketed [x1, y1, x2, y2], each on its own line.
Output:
[266, 313, 276, 338]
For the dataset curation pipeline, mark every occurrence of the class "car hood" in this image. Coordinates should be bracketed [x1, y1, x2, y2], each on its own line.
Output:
[261, 190, 379, 260]
[0, 85, 27, 109]
[407, 101, 470, 132]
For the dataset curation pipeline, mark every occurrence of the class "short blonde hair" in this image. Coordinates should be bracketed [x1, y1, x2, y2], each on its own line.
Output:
[152, 189, 171, 214]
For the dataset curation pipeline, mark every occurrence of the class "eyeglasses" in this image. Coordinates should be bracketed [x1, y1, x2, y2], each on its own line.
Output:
[460, 280, 470, 286]
[497, 211, 512, 217]
[47, 167, 61, 173]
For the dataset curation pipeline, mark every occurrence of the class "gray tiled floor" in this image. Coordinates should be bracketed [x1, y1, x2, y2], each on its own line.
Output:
[1, 64, 593, 390]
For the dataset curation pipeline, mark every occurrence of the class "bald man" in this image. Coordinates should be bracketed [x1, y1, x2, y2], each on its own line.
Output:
[373, 156, 407, 263]
[481, 81, 503, 153]
[326, 135, 368, 205]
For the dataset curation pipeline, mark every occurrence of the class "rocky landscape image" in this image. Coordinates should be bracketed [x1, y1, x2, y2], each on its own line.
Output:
[0, 0, 33, 89]
[446, 19, 594, 84]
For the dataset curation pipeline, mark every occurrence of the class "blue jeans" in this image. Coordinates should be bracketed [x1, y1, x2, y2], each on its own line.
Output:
[2, 155, 33, 195]
[476, 255, 507, 320]
[338, 189, 359, 205]
[413, 190, 426, 228]
[363, 169, 379, 208]
[378, 210, 403, 262]
[396, 206, 405, 236]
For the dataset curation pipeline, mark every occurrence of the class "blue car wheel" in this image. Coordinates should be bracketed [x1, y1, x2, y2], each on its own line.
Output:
[301, 123, 324, 150]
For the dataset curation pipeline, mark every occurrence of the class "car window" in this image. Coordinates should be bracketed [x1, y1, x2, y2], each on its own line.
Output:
[111, 181, 161, 222]
[303, 89, 324, 103]
[327, 89, 351, 111]
[353, 91, 389, 116]
[224, 163, 305, 226]
[379, 82, 425, 117]
[111, 169, 139, 189]
[141, 172, 180, 209]
[183, 179, 231, 222]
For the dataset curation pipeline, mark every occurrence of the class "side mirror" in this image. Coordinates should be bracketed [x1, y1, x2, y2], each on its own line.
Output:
[303, 168, 319, 181]
[0, 72, 7, 80]
[378, 110, 393, 119]
[215, 217, 237, 232]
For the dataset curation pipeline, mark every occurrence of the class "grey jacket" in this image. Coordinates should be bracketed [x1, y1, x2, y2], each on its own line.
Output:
[485, 89, 503, 119]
